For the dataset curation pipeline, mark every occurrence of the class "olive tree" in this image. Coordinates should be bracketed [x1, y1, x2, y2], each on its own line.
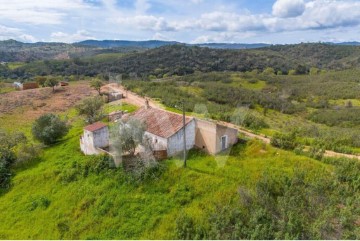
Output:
[112, 119, 146, 156]
[76, 96, 104, 124]
[45, 77, 59, 93]
[90, 79, 104, 96]
[32, 113, 69, 145]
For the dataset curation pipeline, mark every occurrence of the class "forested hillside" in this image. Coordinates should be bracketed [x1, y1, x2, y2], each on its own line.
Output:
[0, 40, 143, 62]
[4, 43, 360, 79]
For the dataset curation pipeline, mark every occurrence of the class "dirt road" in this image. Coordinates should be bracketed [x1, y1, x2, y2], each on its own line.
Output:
[104, 83, 360, 161]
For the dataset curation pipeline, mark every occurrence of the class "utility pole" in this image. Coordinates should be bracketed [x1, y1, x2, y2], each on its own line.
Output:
[182, 100, 187, 168]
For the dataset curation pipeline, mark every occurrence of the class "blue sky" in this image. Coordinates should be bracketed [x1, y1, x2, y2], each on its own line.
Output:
[0, 0, 360, 43]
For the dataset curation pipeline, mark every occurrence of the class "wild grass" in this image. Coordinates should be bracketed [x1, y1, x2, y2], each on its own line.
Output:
[0, 108, 329, 239]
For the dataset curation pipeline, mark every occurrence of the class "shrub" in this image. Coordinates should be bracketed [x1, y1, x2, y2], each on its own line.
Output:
[308, 146, 325, 160]
[32, 113, 69, 145]
[243, 114, 269, 130]
[270, 132, 298, 150]
[76, 96, 104, 124]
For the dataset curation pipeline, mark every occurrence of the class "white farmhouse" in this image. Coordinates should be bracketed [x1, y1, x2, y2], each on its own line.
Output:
[129, 106, 196, 157]
[80, 122, 109, 155]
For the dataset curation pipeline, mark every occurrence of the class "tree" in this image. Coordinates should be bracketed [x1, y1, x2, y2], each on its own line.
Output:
[32, 113, 69, 145]
[295, 64, 308, 75]
[309, 67, 320, 75]
[90, 79, 104, 95]
[263, 67, 275, 76]
[34, 76, 47, 87]
[76, 96, 104, 124]
[0, 81, 5, 92]
[288, 69, 296, 75]
[45, 77, 59, 92]
[112, 119, 146, 156]
[0, 130, 28, 189]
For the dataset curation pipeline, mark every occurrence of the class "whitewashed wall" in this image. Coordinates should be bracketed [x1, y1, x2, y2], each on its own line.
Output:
[167, 119, 196, 156]
[93, 128, 109, 148]
[144, 132, 168, 151]
[80, 128, 109, 155]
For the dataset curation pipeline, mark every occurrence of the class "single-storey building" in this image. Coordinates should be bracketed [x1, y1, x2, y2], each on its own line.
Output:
[103, 91, 123, 102]
[80, 106, 239, 158]
[195, 119, 238, 154]
[80, 122, 109, 155]
[129, 106, 196, 157]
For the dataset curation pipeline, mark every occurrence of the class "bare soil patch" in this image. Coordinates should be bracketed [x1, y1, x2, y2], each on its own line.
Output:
[0, 82, 96, 118]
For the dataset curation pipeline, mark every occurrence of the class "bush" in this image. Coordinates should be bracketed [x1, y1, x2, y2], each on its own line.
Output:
[0, 130, 29, 189]
[271, 132, 298, 150]
[32, 113, 69, 145]
[76, 96, 104, 124]
[243, 114, 269, 130]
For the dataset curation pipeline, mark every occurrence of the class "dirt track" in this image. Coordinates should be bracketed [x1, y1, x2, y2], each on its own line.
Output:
[105, 83, 360, 161]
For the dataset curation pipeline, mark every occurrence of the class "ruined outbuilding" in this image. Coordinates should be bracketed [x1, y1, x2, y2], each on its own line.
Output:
[80, 122, 109, 155]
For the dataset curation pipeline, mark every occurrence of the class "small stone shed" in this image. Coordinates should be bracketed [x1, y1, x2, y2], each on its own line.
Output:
[80, 122, 109, 155]
[107, 91, 123, 102]
[195, 119, 238, 154]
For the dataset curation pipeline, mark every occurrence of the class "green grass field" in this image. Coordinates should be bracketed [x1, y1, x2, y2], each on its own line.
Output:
[0, 101, 331, 239]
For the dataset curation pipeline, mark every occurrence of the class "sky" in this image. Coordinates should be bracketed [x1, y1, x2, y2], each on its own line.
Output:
[0, 0, 360, 44]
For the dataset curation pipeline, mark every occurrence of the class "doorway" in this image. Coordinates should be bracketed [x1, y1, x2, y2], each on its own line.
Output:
[221, 135, 228, 150]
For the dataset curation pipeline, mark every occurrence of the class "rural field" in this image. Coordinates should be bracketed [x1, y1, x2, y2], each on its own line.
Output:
[1, 1, 360, 238]
[0, 74, 359, 239]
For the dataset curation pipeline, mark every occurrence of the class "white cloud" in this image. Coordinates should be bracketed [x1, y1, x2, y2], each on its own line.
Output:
[117, 15, 176, 31]
[192, 11, 265, 32]
[50, 30, 95, 43]
[0, 24, 37, 42]
[272, 0, 305, 18]
[0, 0, 360, 44]
[135, 0, 151, 14]
[192, 32, 256, 43]
[152, 32, 169, 40]
[186, 0, 360, 34]
[0, 0, 91, 24]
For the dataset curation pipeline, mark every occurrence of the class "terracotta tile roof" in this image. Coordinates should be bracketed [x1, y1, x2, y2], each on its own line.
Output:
[130, 107, 194, 138]
[84, 122, 107, 132]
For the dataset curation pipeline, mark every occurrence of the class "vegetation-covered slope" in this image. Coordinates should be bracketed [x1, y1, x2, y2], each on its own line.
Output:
[1, 117, 357, 239]
[5, 43, 360, 79]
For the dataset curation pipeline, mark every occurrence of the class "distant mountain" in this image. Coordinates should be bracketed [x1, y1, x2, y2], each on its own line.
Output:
[334, 41, 360, 46]
[0, 39, 142, 62]
[76, 40, 180, 48]
[76, 40, 271, 49]
[192, 43, 271, 49]
[2, 39, 360, 62]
